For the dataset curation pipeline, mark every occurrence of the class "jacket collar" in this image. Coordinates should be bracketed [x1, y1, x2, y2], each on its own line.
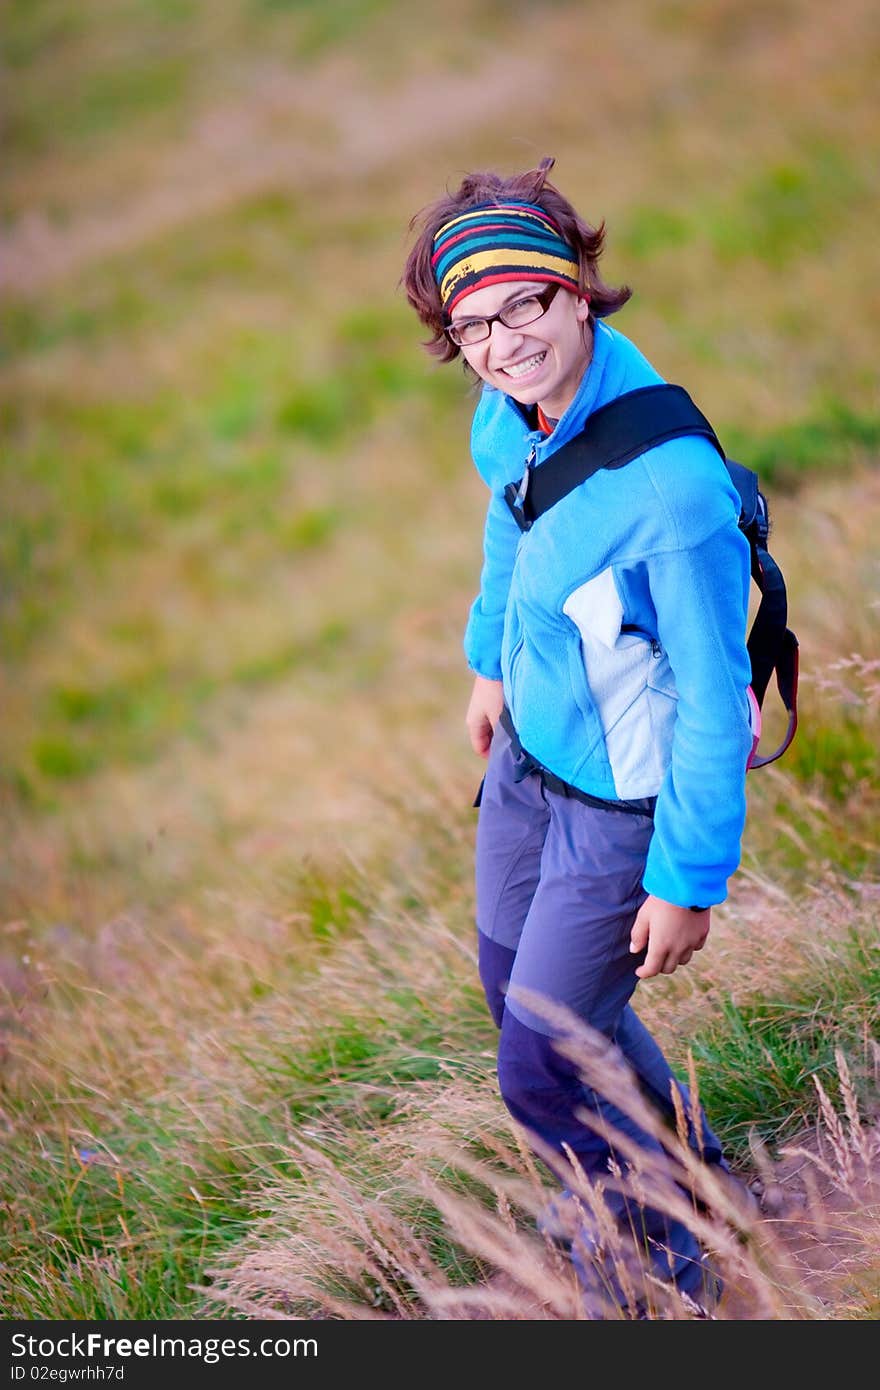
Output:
[508, 320, 614, 462]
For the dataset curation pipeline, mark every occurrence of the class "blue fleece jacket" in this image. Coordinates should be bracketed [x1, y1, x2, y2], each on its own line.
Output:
[463, 320, 754, 908]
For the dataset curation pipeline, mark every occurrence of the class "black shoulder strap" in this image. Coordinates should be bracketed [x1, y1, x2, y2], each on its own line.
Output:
[503, 384, 725, 530]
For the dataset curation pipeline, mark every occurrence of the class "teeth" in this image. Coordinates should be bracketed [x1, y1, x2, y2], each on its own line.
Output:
[504, 352, 546, 378]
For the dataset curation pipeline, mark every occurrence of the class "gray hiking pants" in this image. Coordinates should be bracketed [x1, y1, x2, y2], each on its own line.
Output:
[475, 715, 726, 1301]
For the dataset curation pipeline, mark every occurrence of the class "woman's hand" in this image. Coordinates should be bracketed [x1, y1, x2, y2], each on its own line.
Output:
[629, 897, 711, 979]
[466, 676, 505, 757]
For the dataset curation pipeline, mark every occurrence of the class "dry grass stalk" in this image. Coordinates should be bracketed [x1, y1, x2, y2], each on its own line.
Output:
[835, 1047, 871, 1169]
[812, 1076, 857, 1196]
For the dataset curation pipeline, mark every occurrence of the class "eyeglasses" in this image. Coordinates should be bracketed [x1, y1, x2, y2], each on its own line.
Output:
[444, 283, 562, 347]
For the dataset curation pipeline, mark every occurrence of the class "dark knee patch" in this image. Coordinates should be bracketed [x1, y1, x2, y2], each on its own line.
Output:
[478, 932, 516, 1029]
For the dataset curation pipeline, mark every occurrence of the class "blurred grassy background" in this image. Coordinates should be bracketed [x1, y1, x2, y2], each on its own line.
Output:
[1, 0, 878, 1319]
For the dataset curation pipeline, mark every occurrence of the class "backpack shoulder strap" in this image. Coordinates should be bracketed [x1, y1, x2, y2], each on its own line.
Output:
[503, 383, 725, 529]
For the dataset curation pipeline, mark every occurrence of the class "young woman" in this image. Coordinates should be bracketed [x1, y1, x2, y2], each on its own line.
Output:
[402, 158, 755, 1312]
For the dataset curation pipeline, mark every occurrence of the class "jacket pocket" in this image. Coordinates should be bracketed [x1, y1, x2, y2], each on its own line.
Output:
[645, 642, 678, 701]
[563, 571, 676, 793]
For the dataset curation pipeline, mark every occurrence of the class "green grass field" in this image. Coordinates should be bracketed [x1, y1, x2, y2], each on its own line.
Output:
[2, 0, 878, 1320]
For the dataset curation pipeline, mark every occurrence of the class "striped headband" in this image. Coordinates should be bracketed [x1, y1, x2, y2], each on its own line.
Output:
[432, 201, 581, 314]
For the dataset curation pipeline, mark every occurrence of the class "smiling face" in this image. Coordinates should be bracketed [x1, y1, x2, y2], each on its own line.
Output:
[450, 279, 592, 419]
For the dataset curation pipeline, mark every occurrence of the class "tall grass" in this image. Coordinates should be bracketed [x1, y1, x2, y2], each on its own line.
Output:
[1, 0, 878, 1319]
[198, 996, 880, 1321]
[3, 793, 878, 1317]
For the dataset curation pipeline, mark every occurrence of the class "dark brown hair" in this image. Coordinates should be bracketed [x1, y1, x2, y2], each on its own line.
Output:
[401, 157, 632, 363]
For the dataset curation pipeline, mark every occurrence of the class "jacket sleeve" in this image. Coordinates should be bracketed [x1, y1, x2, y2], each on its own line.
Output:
[463, 484, 522, 680]
[640, 516, 754, 907]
